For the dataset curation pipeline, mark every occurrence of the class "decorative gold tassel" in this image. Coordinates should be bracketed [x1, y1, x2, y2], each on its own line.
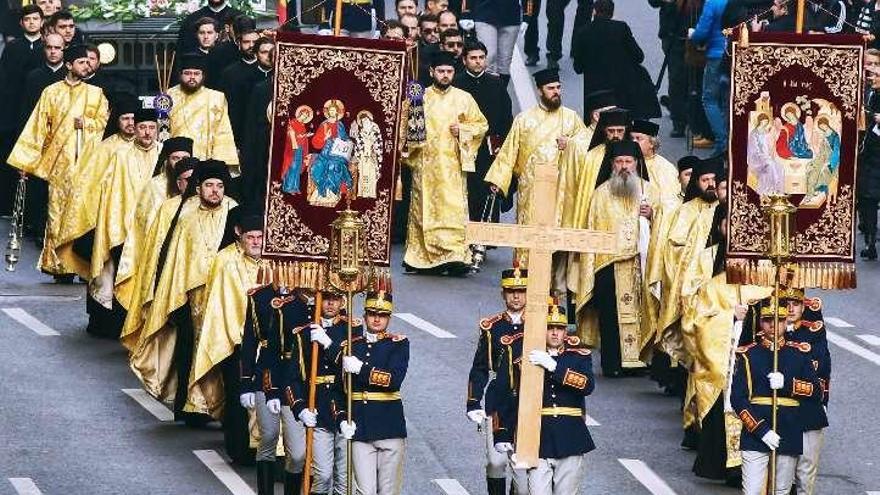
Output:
[739, 25, 750, 49]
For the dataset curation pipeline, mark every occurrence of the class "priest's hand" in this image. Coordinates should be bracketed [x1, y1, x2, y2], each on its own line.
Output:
[343, 356, 364, 374]
[768, 372, 784, 390]
[74, 117, 83, 130]
[310, 324, 332, 349]
[299, 408, 318, 427]
[467, 409, 487, 425]
[239, 392, 256, 410]
[488, 183, 500, 194]
[450, 123, 460, 137]
[494, 442, 514, 454]
[340, 420, 357, 439]
[267, 398, 282, 414]
[734, 304, 748, 321]
[761, 430, 781, 450]
[556, 136, 569, 151]
[529, 350, 557, 372]
[639, 203, 653, 220]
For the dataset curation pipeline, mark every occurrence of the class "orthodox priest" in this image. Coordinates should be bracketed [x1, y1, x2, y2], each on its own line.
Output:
[128, 161, 237, 424]
[581, 89, 618, 145]
[7, 44, 108, 278]
[403, 51, 487, 276]
[572, 140, 659, 377]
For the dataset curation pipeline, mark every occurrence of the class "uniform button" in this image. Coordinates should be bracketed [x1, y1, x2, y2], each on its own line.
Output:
[551, 394, 556, 398]
[366, 353, 371, 357]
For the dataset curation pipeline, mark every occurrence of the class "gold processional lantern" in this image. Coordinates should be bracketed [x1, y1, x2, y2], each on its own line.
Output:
[762, 193, 796, 262]
[329, 205, 366, 288]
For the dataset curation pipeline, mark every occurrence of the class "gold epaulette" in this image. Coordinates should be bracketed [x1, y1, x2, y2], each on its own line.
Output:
[736, 343, 756, 353]
[564, 347, 591, 356]
[565, 336, 581, 346]
[805, 297, 823, 311]
[479, 313, 504, 330]
[786, 341, 812, 353]
[500, 332, 524, 345]
[271, 295, 296, 309]
[247, 283, 271, 296]
[341, 335, 365, 347]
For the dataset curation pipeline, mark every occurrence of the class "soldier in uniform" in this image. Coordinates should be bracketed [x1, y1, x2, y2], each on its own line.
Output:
[731, 301, 823, 495]
[335, 290, 409, 495]
[493, 301, 595, 495]
[239, 285, 312, 495]
[465, 264, 529, 495]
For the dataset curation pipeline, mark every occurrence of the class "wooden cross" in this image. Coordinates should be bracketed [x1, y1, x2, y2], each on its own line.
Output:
[466, 163, 618, 468]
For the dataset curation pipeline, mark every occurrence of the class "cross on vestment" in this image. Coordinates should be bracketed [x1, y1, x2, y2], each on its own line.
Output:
[465, 163, 618, 468]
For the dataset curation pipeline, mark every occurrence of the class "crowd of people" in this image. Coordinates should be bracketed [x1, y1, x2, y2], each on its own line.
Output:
[1, 0, 874, 494]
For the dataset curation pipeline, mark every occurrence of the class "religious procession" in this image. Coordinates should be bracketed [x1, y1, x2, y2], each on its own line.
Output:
[0, 0, 877, 493]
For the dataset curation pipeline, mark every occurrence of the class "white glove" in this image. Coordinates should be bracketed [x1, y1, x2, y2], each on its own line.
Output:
[768, 372, 784, 390]
[299, 408, 318, 427]
[340, 420, 357, 439]
[310, 324, 332, 349]
[343, 356, 364, 374]
[494, 442, 514, 453]
[467, 409, 487, 424]
[267, 398, 282, 414]
[761, 430, 781, 450]
[529, 350, 557, 372]
[459, 19, 475, 31]
[239, 392, 255, 410]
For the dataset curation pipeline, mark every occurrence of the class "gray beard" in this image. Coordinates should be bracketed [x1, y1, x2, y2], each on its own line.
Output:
[609, 172, 640, 199]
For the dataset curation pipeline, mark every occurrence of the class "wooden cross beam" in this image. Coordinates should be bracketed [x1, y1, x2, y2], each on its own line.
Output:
[466, 163, 617, 468]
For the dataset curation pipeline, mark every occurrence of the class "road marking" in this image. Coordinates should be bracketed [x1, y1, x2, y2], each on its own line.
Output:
[509, 48, 537, 111]
[857, 334, 880, 346]
[618, 459, 678, 495]
[193, 449, 255, 495]
[8, 478, 43, 495]
[1, 308, 59, 336]
[825, 317, 854, 328]
[122, 388, 174, 421]
[866, 492, 880, 495]
[585, 413, 600, 427]
[827, 331, 880, 366]
[0, 295, 81, 303]
[394, 313, 457, 339]
[433, 479, 472, 495]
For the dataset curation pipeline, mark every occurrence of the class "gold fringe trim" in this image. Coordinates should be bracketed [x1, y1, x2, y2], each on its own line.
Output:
[257, 260, 393, 293]
[725, 259, 857, 289]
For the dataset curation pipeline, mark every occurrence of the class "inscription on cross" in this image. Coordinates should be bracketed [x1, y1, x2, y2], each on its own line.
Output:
[466, 163, 617, 468]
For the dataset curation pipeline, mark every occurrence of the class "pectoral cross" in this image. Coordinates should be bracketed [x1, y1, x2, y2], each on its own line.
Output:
[466, 163, 618, 468]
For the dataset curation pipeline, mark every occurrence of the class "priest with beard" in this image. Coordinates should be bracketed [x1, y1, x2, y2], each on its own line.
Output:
[572, 140, 660, 377]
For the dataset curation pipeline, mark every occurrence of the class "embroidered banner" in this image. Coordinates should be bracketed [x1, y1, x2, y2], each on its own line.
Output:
[261, 33, 408, 287]
[726, 32, 864, 289]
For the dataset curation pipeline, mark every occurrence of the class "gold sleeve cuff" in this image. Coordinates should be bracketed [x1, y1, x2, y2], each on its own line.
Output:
[738, 410, 763, 433]
[562, 369, 588, 390]
[369, 368, 392, 387]
[793, 379, 814, 397]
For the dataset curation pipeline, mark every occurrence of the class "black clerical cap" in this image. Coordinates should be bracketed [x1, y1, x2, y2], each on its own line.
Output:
[235, 15, 258, 35]
[179, 53, 207, 71]
[695, 156, 723, 179]
[20, 4, 42, 19]
[174, 156, 198, 177]
[715, 166, 728, 183]
[677, 155, 700, 172]
[594, 139, 648, 187]
[198, 159, 231, 184]
[430, 50, 458, 68]
[134, 108, 157, 124]
[64, 44, 89, 63]
[237, 214, 264, 233]
[533, 68, 559, 87]
[163, 136, 194, 156]
[113, 93, 140, 116]
[598, 107, 629, 127]
[584, 89, 616, 114]
[630, 119, 659, 137]
[608, 139, 641, 159]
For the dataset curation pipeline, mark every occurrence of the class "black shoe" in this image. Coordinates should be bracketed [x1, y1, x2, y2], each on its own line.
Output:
[284, 471, 302, 495]
[546, 58, 560, 70]
[444, 262, 471, 277]
[525, 54, 539, 66]
[670, 123, 686, 138]
[53, 274, 75, 284]
[865, 244, 878, 260]
[487, 477, 506, 495]
[256, 461, 275, 495]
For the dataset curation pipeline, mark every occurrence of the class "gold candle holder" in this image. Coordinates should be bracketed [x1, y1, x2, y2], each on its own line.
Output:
[762, 193, 796, 262]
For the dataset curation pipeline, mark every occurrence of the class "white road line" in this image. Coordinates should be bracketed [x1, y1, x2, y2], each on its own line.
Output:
[0, 295, 81, 303]
[1, 308, 59, 336]
[433, 478, 472, 495]
[825, 317, 854, 328]
[618, 459, 678, 495]
[8, 478, 43, 495]
[122, 388, 174, 421]
[585, 413, 600, 427]
[509, 48, 538, 110]
[866, 491, 880, 495]
[394, 313, 457, 339]
[857, 334, 880, 346]
[827, 331, 880, 366]
[193, 449, 255, 495]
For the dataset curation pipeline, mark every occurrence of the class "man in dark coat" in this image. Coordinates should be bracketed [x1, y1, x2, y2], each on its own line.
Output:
[572, 0, 660, 119]
[220, 18, 264, 151]
[176, 0, 242, 55]
[241, 74, 273, 209]
[859, 66, 880, 260]
[454, 41, 513, 224]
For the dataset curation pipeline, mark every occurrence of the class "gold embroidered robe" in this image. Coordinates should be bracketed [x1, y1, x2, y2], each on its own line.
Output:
[403, 85, 487, 269]
[187, 243, 261, 418]
[7, 79, 108, 274]
[167, 85, 238, 170]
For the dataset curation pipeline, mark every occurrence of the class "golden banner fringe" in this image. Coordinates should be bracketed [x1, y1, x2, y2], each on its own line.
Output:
[726, 259, 857, 289]
[256, 260, 392, 293]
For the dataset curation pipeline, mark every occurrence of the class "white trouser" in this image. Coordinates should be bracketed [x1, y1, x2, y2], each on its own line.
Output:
[795, 428, 825, 495]
[474, 22, 520, 76]
[484, 416, 529, 493]
[741, 450, 798, 495]
[313, 427, 350, 495]
[254, 391, 306, 472]
[527, 456, 584, 495]
[352, 438, 405, 495]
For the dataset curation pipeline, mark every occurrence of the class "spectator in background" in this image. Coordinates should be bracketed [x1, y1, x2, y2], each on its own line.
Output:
[689, 0, 729, 157]
[37, 0, 61, 17]
[472, 0, 522, 85]
[523, 0, 541, 66]
[648, 0, 696, 138]
[381, 19, 409, 39]
[546, 0, 593, 69]
[427, 0, 451, 15]
[46, 10, 81, 46]
[418, 13, 442, 84]
[859, 64, 880, 260]
[397, 0, 419, 17]
[440, 28, 465, 60]
[401, 13, 420, 41]
[439, 10, 459, 32]
[176, 0, 242, 55]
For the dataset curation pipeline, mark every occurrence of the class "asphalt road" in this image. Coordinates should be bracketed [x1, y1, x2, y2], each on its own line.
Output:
[2, 2, 880, 495]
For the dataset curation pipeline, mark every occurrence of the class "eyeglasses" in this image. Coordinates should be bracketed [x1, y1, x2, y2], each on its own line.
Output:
[422, 27, 436, 33]
[445, 41, 463, 47]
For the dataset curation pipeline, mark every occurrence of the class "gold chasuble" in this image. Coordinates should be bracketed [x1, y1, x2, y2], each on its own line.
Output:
[167, 85, 238, 169]
[88, 142, 160, 307]
[574, 180, 660, 367]
[403, 85, 487, 269]
[560, 143, 607, 230]
[129, 196, 237, 402]
[7, 79, 108, 274]
[115, 175, 174, 310]
[55, 133, 134, 278]
[188, 243, 261, 418]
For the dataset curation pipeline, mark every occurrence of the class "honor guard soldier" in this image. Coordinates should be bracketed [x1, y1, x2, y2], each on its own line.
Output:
[493, 300, 596, 495]
[778, 287, 830, 495]
[731, 301, 823, 495]
[239, 285, 312, 495]
[466, 264, 529, 495]
[335, 290, 409, 495]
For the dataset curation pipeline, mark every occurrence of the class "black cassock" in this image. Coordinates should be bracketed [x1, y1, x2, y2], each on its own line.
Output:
[221, 59, 266, 152]
[240, 75, 273, 209]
